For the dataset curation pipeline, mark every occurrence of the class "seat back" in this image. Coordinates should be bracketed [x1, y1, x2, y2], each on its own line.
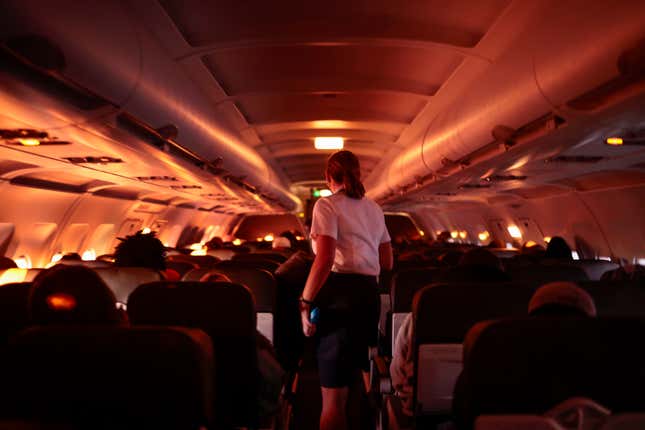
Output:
[581, 280, 645, 317]
[1, 326, 214, 429]
[390, 268, 439, 352]
[233, 252, 288, 264]
[412, 283, 537, 415]
[127, 281, 259, 428]
[94, 267, 162, 304]
[215, 258, 280, 273]
[0, 283, 31, 347]
[507, 264, 589, 283]
[573, 259, 619, 280]
[455, 318, 645, 430]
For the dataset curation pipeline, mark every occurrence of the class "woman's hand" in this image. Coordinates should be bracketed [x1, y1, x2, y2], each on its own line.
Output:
[300, 305, 316, 337]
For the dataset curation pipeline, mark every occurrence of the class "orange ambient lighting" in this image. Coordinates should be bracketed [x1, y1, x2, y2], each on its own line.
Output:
[0, 269, 28, 285]
[232, 238, 242, 246]
[450, 231, 459, 239]
[314, 137, 344, 150]
[605, 137, 623, 146]
[264, 234, 274, 242]
[507, 225, 522, 239]
[17, 138, 41, 146]
[47, 293, 77, 311]
[478, 231, 490, 241]
[544, 236, 552, 243]
[459, 231, 468, 239]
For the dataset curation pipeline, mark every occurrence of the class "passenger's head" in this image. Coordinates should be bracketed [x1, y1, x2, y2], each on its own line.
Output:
[205, 236, 224, 250]
[114, 231, 166, 270]
[528, 282, 596, 317]
[458, 248, 504, 272]
[29, 265, 120, 325]
[325, 150, 365, 199]
[0, 256, 17, 270]
[545, 236, 573, 260]
[272, 236, 291, 250]
[279, 231, 298, 248]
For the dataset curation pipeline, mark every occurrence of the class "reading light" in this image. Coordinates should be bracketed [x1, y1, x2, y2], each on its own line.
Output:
[459, 231, 467, 239]
[232, 238, 242, 246]
[419, 230, 425, 237]
[478, 231, 490, 241]
[319, 189, 333, 197]
[450, 231, 459, 239]
[605, 137, 623, 146]
[507, 225, 522, 239]
[141, 227, 152, 234]
[544, 236, 552, 243]
[264, 234, 274, 242]
[47, 293, 77, 311]
[18, 138, 40, 146]
[256, 237, 263, 242]
[314, 137, 344, 150]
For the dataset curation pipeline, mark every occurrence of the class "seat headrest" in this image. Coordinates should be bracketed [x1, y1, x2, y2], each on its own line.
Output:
[94, 267, 162, 304]
[4, 326, 214, 427]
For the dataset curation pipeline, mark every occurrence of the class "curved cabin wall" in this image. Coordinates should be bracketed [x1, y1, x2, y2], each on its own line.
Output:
[0, 183, 237, 268]
[366, 0, 645, 201]
[414, 182, 645, 262]
[0, 0, 297, 210]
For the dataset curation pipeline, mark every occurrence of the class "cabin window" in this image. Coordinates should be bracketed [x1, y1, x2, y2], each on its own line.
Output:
[0, 223, 15, 256]
[58, 223, 89, 254]
[13, 223, 57, 268]
[86, 224, 115, 257]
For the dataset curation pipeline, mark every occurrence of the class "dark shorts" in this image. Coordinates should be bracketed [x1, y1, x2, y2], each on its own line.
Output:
[314, 272, 379, 388]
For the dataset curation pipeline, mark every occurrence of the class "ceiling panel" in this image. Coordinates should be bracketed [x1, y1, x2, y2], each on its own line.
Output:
[235, 92, 426, 124]
[160, 0, 511, 48]
[202, 45, 463, 97]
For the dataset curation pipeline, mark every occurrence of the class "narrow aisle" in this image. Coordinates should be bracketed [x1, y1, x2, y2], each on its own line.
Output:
[292, 343, 375, 430]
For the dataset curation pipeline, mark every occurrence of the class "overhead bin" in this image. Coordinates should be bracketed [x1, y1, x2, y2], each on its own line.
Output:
[0, 0, 299, 211]
[366, 0, 645, 202]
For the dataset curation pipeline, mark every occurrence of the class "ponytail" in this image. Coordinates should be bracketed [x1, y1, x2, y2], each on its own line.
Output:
[326, 150, 365, 199]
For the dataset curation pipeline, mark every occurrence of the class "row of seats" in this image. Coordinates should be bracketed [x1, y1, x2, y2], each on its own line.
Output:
[378, 277, 645, 429]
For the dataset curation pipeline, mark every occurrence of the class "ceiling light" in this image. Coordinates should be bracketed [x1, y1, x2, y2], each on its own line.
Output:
[450, 231, 459, 239]
[319, 189, 333, 197]
[478, 231, 490, 241]
[232, 238, 242, 246]
[459, 231, 467, 239]
[81, 249, 96, 261]
[314, 137, 344, 150]
[264, 234, 274, 242]
[543, 236, 552, 243]
[507, 225, 522, 239]
[605, 137, 623, 146]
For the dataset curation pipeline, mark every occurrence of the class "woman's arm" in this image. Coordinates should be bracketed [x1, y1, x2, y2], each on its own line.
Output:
[300, 234, 336, 337]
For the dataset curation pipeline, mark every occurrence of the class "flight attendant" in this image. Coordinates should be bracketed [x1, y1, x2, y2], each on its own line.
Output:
[300, 150, 393, 430]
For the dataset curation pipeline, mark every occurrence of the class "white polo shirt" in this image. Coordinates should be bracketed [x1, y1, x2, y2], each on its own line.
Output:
[310, 191, 391, 276]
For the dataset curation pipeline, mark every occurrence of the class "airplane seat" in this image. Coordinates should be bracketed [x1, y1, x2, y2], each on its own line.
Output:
[435, 264, 511, 283]
[214, 258, 280, 273]
[207, 248, 235, 260]
[388, 268, 440, 354]
[52, 260, 112, 269]
[580, 280, 645, 317]
[233, 252, 288, 264]
[0, 325, 214, 429]
[0, 283, 31, 348]
[127, 281, 261, 429]
[573, 260, 620, 281]
[507, 264, 589, 283]
[165, 260, 199, 277]
[93, 267, 163, 305]
[168, 254, 220, 269]
[204, 266, 277, 344]
[406, 283, 536, 421]
[453, 317, 645, 430]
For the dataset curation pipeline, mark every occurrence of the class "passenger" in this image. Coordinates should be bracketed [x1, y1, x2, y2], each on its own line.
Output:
[60, 252, 82, 262]
[29, 265, 122, 325]
[278, 230, 298, 249]
[198, 271, 232, 283]
[0, 256, 17, 270]
[204, 236, 224, 249]
[299, 150, 393, 430]
[600, 264, 645, 281]
[527, 281, 596, 317]
[544, 236, 573, 261]
[272, 236, 292, 252]
[114, 231, 176, 279]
